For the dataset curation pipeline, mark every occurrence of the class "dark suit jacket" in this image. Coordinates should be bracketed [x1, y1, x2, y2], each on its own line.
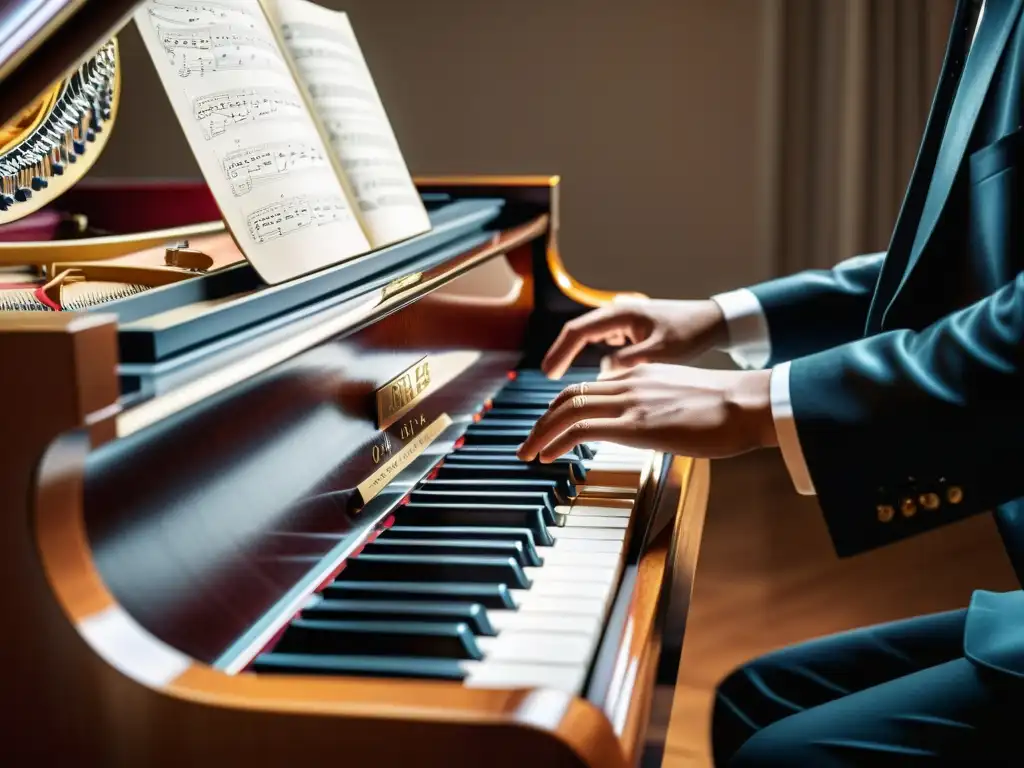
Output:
[744, 0, 1024, 679]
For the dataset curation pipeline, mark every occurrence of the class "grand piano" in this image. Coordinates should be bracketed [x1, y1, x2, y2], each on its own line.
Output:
[0, 1, 710, 765]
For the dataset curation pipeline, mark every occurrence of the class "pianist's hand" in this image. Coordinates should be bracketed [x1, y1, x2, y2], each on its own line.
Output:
[540, 298, 727, 379]
[516, 363, 777, 462]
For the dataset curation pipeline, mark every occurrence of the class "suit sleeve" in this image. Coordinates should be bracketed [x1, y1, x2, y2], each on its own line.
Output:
[746, 252, 885, 366]
[789, 271, 1024, 557]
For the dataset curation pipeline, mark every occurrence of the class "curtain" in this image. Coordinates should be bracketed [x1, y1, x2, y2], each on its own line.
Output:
[759, 0, 957, 275]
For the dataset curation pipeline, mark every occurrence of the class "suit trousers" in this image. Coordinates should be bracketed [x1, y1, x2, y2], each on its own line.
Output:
[711, 609, 1020, 766]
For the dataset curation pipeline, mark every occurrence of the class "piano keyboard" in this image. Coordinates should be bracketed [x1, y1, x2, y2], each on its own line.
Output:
[250, 368, 654, 694]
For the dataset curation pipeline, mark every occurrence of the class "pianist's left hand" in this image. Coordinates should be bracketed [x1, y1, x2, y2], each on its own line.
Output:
[515, 363, 777, 462]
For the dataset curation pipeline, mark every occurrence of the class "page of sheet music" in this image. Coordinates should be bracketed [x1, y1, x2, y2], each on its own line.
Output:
[134, 0, 371, 284]
[265, 0, 432, 248]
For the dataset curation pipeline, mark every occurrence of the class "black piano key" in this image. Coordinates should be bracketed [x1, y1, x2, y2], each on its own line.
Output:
[461, 428, 531, 446]
[363, 536, 533, 568]
[454, 443, 593, 462]
[321, 580, 517, 609]
[410, 489, 556, 521]
[252, 653, 468, 680]
[395, 501, 555, 545]
[489, 398, 561, 410]
[339, 553, 532, 589]
[381, 526, 542, 565]
[436, 458, 586, 485]
[513, 368, 598, 380]
[445, 452, 581, 470]
[464, 419, 538, 430]
[274, 618, 483, 660]
[302, 599, 496, 636]
[418, 477, 573, 503]
[404, 495, 559, 527]
[483, 408, 549, 420]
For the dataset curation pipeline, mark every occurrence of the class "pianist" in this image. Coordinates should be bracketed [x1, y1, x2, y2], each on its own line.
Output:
[517, 0, 1023, 764]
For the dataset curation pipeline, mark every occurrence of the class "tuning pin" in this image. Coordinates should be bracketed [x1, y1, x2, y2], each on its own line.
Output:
[31, 177, 47, 191]
[51, 162, 64, 176]
[14, 188, 32, 202]
[86, 130, 96, 142]
[73, 140, 85, 155]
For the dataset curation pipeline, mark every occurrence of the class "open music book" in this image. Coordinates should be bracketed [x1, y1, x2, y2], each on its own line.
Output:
[134, 0, 431, 284]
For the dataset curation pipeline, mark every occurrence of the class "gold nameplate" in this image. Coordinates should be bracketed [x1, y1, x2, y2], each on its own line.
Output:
[376, 356, 433, 429]
[357, 412, 453, 504]
[381, 271, 423, 301]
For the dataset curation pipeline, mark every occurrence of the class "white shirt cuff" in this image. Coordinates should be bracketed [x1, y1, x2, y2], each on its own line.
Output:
[770, 361, 816, 495]
[710, 288, 772, 370]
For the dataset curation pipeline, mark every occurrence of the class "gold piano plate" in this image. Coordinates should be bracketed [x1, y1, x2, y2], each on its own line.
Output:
[376, 355, 433, 430]
[356, 412, 452, 504]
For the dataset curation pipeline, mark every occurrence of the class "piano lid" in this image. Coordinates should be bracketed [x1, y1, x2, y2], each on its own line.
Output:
[0, 0, 140, 128]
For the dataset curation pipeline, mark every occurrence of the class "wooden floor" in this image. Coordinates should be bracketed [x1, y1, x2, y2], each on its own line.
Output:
[660, 451, 1020, 767]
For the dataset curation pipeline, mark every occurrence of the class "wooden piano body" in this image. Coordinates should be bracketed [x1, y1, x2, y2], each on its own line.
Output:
[0, 3, 710, 765]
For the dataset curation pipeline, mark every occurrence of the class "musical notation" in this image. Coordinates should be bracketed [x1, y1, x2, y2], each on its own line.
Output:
[308, 82, 376, 103]
[193, 87, 305, 139]
[325, 128, 398, 151]
[246, 195, 350, 244]
[156, 23, 288, 78]
[281, 20, 356, 50]
[146, 0, 237, 24]
[223, 141, 325, 195]
[289, 44, 361, 68]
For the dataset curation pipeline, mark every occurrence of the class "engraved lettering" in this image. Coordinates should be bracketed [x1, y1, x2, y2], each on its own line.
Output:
[376, 356, 434, 429]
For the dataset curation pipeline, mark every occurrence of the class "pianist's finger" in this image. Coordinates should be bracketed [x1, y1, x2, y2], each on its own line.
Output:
[541, 306, 645, 379]
[516, 392, 627, 462]
[533, 417, 633, 463]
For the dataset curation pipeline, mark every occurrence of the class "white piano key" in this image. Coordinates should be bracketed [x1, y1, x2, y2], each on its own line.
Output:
[558, 504, 632, 518]
[541, 538, 623, 554]
[563, 515, 630, 529]
[462, 660, 587, 693]
[487, 609, 601, 635]
[534, 548, 621, 567]
[512, 580, 609, 599]
[584, 469, 643, 489]
[476, 632, 596, 664]
[509, 594, 606, 614]
[548, 525, 627, 541]
[524, 565, 616, 585]
[574, 484, 638, 497]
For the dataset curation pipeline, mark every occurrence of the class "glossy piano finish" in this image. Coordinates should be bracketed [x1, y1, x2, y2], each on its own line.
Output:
[0, 178, 709, 766]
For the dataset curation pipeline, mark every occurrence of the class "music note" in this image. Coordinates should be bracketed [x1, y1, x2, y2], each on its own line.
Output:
[281, 19, 357, 50]
[223, 140, 326, 195]
[246, 194, 350, 243]
[156, 23, 288, 78]
[193, 87, 305, 139]
[272, 1, 430, 245]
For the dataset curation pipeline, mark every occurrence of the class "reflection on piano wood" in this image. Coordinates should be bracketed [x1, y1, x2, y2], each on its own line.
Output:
[1, 177, 709, 766]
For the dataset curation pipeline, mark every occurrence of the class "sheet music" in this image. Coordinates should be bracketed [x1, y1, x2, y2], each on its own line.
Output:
[135, 0, 371, 284]
[265, 0, 431, 248]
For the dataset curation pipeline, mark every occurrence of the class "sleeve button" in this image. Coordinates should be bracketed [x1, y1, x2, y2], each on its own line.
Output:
[919, 492, 941, 510]
[877, 504, 896, 523]
[946, 486, 964, 504]
[900, 497, 918, 517]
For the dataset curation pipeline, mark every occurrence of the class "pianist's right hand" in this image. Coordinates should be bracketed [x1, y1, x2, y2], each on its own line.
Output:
[541, 298, 727, 379]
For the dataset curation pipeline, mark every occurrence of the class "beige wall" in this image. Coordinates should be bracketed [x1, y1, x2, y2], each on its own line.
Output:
[93, 0, 773, 300]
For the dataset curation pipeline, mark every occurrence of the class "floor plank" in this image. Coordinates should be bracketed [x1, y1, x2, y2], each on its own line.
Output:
[661, 451, 1019, 767]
